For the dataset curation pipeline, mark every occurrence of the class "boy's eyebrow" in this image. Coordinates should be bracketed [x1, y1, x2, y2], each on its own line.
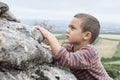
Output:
[69, 24, 74, 27]
[69, 24, 77, 28]
[68, 25, 73, 28]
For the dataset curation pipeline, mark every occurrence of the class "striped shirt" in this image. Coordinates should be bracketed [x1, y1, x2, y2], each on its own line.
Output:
[53, 44, 112, 80]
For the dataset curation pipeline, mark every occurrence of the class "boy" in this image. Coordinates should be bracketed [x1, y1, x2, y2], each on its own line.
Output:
[35, 13, 112, 80]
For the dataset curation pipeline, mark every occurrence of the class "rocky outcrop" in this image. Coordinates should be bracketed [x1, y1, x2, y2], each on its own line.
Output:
[0, 1, 20, 22]
[0, 1, 76, 80]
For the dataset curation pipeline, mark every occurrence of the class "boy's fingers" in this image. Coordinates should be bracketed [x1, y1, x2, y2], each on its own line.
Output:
[34, 26, 45, 34]
[34, 26, 46, 33]
[42, 45, 49, 48]
[34, 26, 41, 31]
[42, 45, 51, 50]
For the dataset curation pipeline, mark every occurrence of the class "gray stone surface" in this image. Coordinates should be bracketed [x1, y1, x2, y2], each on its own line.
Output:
[0, 19, 52, 69]
[0, 1, 20, 22]
[0, 1, 77, 80]
[0, 1, 9, 15]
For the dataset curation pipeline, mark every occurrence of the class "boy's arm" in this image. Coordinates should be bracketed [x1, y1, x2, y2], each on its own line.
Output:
[53, 46, 97, 69]
[34, 26, 62, 56]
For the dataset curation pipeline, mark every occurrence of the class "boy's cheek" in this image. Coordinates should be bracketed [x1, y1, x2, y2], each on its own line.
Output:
[72, 36, 77, 40]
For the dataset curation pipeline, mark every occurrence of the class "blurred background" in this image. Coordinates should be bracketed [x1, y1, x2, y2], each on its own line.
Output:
[1, 0, 120, 79]
[2, 0, 120, 33]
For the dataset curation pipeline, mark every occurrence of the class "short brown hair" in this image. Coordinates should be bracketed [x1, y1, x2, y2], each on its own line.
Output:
[74, 13, 100, 44]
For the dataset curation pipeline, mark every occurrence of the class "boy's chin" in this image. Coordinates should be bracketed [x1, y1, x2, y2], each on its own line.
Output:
[65, 40, 71, 44]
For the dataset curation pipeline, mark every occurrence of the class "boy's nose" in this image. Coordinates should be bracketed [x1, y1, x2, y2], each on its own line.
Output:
[66, 27, 70, 34]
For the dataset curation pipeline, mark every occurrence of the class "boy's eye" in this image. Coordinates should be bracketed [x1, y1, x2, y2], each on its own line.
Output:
[69, 25, 75, 30]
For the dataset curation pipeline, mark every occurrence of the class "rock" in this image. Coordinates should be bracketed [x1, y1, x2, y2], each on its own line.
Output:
[0, 1, 77, 80]
[0, 1, 20, 22]
[0, 65, 77, 80]
[0, 19, 52, 70]
[0, 1, 9, 15]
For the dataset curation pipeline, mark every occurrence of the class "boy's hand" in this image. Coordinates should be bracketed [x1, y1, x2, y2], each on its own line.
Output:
[42, 44, 51, 50]
[34, 25, 61, 56]
[34, 26, 52, 50]
[34, 26, 51, 39]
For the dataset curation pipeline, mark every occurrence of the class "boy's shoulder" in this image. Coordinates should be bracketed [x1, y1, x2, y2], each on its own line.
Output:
[62, 43, 73, 51]
[81, 44, 99, 55]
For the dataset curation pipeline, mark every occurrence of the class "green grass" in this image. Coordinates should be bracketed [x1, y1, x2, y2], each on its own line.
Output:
[104, 61, 120, 64]
[113, 42, 120, 58]
[103, 63, 120, 80]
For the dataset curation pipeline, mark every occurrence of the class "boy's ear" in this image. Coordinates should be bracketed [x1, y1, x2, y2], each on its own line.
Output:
[83, 31, 92, 40]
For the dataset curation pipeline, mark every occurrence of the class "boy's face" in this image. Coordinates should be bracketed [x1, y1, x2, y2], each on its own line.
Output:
[66, 17, 86, 44]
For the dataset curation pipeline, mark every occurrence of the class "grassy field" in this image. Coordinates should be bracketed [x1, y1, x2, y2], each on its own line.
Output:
[54, 34, 65, 37]
[104, 61, 120, 64]
[99, 34, 120, 40]
[94, 38, 119, 58]
[95, 34, 120, 58]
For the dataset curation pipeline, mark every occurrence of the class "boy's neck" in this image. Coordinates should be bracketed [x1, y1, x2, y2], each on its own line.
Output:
[73, 42, 89, 51]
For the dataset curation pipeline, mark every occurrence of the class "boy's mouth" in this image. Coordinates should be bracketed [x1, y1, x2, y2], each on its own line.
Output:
[66, 34, 69, 39]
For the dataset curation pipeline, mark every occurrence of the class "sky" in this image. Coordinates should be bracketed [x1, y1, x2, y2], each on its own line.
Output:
[1, 0, 120, 23]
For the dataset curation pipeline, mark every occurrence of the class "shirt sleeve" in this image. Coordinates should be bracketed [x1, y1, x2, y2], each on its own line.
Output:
[62, 44, 73, 51]
[53, 46, 98, 69]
